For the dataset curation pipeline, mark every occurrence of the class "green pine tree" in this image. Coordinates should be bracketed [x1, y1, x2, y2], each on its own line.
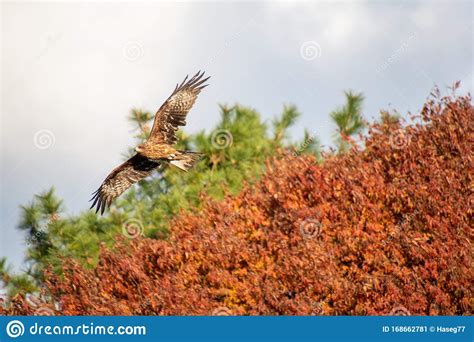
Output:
[1, 103, 321, 296]
[330, 91, 365, 153]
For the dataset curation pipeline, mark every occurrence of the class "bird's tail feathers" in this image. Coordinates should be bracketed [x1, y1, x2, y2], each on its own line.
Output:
[170, 151, 204, 172]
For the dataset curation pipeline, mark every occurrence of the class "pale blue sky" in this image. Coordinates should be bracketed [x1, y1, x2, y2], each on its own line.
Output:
[1, 1, 472, 271]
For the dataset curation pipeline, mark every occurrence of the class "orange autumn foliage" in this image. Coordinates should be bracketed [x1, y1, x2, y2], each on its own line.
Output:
[2, 93, 473, 315]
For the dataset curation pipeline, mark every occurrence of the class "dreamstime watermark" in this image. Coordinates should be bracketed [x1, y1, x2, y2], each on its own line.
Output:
[6, 320, 24, 338]
[37, 33, 62, 59]
[376, 31, 418, 73]
[210, 18, 256, 63]
[33, 129, 56, 150]
[293, 135, 315, 156]
[26, 214, 60, 246]
[381, 228, 399, 247]
[35, 306, 56, 316]
[300, 41, 322, 61]
[6, 320, 146, 338]
[389, 305, 411, 316]
[136, 293, 160, 313]
[212, 306, 232, 316]
[389, 129, 411, 150]
[300, 217, 323, 239]
[26, 227, 47, 246]
[311, 301, 323, 315]
[122, 41, 144, 61]
[211, 129, 233, 149]
[25, 294, 56, 316]
[122, 218, 144, 239]
[381, 213, 416, 247]
[223, 209, 241, 227]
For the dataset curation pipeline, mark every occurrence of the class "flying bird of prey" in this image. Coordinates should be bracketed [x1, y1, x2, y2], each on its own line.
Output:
[90, 71, 210, 214]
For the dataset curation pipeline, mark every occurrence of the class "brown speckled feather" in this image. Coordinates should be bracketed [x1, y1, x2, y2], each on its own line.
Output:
[148, 71, 210, 145]
[90, 154, 159, 214]
[90, 71, 209, 215]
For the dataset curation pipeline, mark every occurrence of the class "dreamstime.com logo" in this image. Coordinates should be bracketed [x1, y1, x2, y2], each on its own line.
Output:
[122, 40, 144, 61]
[33, 129, 55, 150]
[211, 129, 233, 149]
[300, 217, 323, 239]
[300, 41, 322, 61]
[6, 320, 24, 338]
[5, 320, 147, 338]
[122, 218, 145, 239]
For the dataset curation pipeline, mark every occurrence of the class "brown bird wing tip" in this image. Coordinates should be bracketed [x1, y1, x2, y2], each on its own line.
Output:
[89, 189, 104, 214]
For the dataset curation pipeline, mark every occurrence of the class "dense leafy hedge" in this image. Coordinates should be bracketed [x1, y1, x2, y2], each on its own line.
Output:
[2, 93, 472, 315]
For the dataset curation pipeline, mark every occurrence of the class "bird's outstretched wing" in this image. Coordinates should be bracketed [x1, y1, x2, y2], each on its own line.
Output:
[148, 71, 210, 145]
[90, 154, 159, 214]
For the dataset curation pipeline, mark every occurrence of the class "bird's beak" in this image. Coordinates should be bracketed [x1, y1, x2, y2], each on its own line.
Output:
[135, 146, 142, 153]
